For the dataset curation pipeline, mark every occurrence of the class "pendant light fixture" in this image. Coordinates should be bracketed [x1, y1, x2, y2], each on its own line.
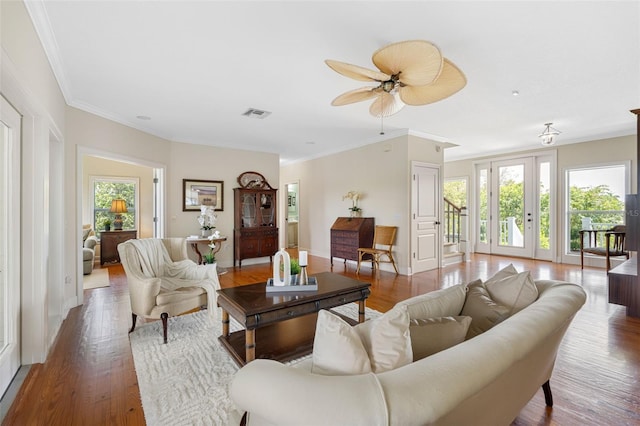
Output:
[539, 123, 561, 146]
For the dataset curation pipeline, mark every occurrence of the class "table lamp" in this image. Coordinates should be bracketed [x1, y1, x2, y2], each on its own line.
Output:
[110, 199, 128, 230]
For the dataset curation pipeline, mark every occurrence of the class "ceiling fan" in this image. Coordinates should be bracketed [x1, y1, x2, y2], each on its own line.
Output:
[325, 40, 466, 117]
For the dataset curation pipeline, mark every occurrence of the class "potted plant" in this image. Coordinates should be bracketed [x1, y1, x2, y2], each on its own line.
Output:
[280, 258, 301, 284]
[102, 218, 112, 231]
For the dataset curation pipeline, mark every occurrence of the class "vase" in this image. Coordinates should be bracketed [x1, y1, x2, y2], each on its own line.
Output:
[350, 210, 361, 218]
[201, 229, 210, 237]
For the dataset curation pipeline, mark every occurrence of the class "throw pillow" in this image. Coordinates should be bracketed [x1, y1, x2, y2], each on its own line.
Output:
[395, 283, 468, 320]
[485, 263, 518, 284]
[82, 227, 91, 242]
[460, 280, 510, 339]
[485, 270, 538, 315]
[409, 316, 472, 361]
[355, 306, 412, 373]
[311, 310, 372, 376]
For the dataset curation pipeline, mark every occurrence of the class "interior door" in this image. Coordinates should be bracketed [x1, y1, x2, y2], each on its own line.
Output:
[0, 96, 21, 395]
[411, 162, 440, 273]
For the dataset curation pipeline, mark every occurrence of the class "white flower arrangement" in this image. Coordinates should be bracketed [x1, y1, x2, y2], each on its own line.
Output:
[198, 206, 217, 231]
[342, 191, 362, 212]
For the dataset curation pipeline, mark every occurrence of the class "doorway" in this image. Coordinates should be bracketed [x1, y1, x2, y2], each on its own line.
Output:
[285, 182, 299, 248]
[0, 96, 21, 395]
[475, 154, 554, 260]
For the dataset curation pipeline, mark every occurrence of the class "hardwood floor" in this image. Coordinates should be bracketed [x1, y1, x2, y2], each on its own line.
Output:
[3, 253, 640, 425]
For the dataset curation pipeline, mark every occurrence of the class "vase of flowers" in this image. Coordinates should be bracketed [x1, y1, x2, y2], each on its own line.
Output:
[198, 206, 217, 237]
[204, 231, 221, 264]
[343, 191, 363, 218]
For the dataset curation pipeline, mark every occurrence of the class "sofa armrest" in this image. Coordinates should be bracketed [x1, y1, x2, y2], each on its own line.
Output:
[231, 359, 389, 426]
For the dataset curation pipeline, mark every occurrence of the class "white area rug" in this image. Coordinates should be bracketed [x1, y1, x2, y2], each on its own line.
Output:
[83, 268, 110, 289]
[129, 303, 381, 426]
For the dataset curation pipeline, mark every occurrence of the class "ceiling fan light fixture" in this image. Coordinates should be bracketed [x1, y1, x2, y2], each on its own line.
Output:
[539, 122, 560, 146]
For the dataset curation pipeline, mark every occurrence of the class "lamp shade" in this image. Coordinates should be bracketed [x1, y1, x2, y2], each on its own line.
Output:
[110, 199, 128, 213]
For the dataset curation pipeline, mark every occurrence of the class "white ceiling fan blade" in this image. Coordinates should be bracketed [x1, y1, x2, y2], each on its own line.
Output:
[369, 92, 405, 117]
[331, 87, 380, 106]
[399, 59, 467, 106]
[325, 59, 390, 82]
[372, 40, 443, 86]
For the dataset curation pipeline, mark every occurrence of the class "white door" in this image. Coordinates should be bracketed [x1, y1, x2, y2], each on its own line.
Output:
[0, 96, 21, 395]
[285, 182, 299, 248]
[411, 163, 440, 273]
[476, 155, 553, 260]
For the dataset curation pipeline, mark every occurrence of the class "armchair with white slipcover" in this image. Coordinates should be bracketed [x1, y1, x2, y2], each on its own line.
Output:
[118, 237, 221, 343]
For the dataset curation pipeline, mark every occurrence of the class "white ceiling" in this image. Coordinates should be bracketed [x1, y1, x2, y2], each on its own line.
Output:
[26, 1, 640, 164]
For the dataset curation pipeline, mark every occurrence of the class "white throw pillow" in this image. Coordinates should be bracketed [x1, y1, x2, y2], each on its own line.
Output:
[409, 316, 472, 361]
[485, 263, 519, 284]
[311, 310, 372, 376]
[355, 307, 413, 373]
[485, 270, 538, 314]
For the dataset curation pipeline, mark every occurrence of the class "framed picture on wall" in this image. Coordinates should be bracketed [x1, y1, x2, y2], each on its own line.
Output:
[183, 179, 224, 211]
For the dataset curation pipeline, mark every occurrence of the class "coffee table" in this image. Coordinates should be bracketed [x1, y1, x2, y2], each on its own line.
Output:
[216, 272, 371, 366]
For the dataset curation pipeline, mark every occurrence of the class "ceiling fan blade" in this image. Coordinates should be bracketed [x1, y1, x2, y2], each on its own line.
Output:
[331, 86, 380, 106]
[398, 59, 467, 106]
[369, 92, 405, 117]
[372, 40, 443, 86]
[325, 59, 390, 82]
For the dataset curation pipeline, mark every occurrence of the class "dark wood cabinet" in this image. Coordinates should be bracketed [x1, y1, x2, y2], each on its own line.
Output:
[234, 188, 278, 267]
[100, 230, 137, 265]
[330, 217, 374, 264]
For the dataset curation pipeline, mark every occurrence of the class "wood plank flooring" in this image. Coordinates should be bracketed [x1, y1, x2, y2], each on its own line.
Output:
[3, 253, 640, 425]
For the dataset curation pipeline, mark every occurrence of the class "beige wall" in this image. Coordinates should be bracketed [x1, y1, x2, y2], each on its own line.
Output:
[166, 142, 279, 267]
[281, 133, 444, 274]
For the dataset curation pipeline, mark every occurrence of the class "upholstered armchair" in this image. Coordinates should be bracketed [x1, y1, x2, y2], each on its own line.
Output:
[118, 237, 221, 343]
[82, 225, 97, 275]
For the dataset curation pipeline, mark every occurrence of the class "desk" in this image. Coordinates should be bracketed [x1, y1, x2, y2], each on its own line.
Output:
[186, 236, 227, 265]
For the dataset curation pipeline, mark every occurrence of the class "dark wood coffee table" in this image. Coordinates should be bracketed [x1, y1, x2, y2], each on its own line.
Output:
[216, 272, 371, 366]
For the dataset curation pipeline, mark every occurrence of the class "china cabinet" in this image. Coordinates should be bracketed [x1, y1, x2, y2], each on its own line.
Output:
[233, 172, 278, 267]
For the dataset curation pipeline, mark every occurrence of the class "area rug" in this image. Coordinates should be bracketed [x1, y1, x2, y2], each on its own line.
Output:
[129, 303, 382, 426]
[82, 268, 110, 289]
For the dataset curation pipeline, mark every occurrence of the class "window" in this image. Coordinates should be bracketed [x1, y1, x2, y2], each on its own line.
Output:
[566, 163, 628, 253]
[90, 176, 139, 238]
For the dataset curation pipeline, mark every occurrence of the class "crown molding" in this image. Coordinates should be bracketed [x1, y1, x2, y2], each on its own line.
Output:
[23, 0, 72, 104]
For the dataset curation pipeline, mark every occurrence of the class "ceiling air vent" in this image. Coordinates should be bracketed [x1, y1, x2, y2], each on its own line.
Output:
[242, 108, 271, 119]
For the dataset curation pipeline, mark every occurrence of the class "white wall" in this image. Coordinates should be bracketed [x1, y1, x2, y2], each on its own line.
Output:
[1, 0, 67, 364]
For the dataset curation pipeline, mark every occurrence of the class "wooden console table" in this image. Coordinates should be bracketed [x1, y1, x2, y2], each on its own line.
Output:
[608, 257, 639, 317]
[186, 236, 227, 264]
[100, 230, 137, 265]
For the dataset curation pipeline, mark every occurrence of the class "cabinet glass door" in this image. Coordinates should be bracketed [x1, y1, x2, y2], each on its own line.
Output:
[260, 193, 274, 226]
[241, 194, 257, 227]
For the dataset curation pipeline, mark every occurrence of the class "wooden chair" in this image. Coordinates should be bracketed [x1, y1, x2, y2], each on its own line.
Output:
[579, 225, 628, 271]
[356, 225, 399, 275]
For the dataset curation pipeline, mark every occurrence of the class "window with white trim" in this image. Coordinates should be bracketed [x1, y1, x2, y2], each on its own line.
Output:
[90, 176, 139, 238]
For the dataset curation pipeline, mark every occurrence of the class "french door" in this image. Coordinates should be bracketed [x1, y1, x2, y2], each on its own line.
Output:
[475, 154, 553, 260]
[0, 96, 21, 395]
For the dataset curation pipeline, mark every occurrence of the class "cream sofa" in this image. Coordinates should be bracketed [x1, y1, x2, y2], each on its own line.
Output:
[230, 278, 586, 425]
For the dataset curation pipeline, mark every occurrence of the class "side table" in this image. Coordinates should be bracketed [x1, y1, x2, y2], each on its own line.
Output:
[100, 230, 137, 265]
[186, 236, 227, 265]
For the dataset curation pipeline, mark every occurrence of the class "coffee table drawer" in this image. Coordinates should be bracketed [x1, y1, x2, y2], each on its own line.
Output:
[318, 290, 369, 311]
[249, 303, 318, 327]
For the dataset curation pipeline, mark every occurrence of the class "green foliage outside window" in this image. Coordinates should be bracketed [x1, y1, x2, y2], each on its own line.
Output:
[94, 180, 136, 238]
